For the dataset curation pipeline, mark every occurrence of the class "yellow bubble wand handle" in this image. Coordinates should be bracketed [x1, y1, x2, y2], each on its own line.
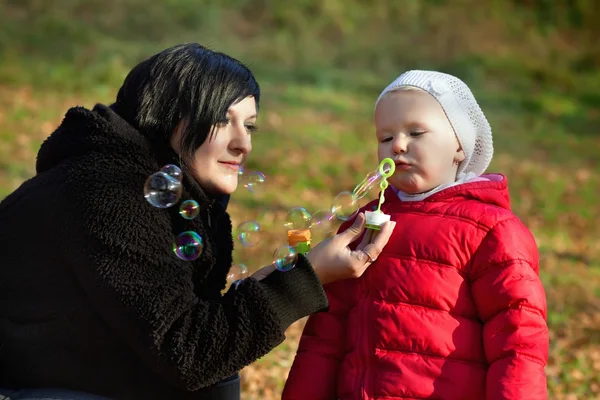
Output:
[376, 158, 395, 212]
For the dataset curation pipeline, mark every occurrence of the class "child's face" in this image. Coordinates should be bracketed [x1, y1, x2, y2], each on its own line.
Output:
[375, 89, 465, 194]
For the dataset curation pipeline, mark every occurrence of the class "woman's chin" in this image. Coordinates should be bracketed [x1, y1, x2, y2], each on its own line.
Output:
[216, 182, 238, 195]
[199, 179, 238, 196]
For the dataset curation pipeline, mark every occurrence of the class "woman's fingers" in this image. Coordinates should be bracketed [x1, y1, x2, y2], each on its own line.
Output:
[360, 220, 396, 262]
[336, 213, 366, 246]
[356, 226, 375, 249]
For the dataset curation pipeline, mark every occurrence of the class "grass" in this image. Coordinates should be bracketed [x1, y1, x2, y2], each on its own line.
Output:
[1, 1, 600, 398]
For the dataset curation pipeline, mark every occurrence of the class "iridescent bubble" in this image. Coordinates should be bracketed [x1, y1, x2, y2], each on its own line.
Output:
[284, 207, 312, 230]
[160, 164, 183, 182]
[179, 200, 200, 220]
[238, 165, 245, 176]
[309, 210, 335, 234]
[144, 172, 183, 208]
[331, 191, 358, 221]
[243, 171, 266, 194]
[173, 231, 204, 261]
[236, 220, 261, 247]
[227, 263, 249, 284]
[353, 170, 383, 200]
[352, 163, 394, 200]
[273, 245, 298, 272]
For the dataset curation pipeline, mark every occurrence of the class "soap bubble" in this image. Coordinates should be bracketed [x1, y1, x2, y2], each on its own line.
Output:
[236, 220, 261, 247]
[284, 207, 312, 230]
[173, 231, 204, 261]
[179, 200, 200, 220]
[144, 172, 182, 208]
[273, 245, 298, 272]
[160, 164, 183, 182]
[331, 191, 358, 221]
[242, 171, 266, 194]
[352, 163, 394, 200]
[227, 263, 249, 284]
[353, 170, 383, 200]
[309, 210, 335, 234]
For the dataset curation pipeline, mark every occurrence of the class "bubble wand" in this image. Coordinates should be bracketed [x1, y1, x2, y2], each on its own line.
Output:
[364, 158, 395, 230]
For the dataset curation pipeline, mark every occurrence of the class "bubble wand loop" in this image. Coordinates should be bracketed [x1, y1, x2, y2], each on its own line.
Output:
[376, 158, 395, 213]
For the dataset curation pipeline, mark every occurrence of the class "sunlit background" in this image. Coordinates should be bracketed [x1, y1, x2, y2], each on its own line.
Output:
[1, 1, 599, 398]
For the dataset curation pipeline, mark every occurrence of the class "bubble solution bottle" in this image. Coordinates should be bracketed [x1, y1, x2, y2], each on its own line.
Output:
[287, 228, 311, 255]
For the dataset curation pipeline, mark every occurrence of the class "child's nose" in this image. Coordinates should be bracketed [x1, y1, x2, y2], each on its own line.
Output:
[392, 136, 408, 154]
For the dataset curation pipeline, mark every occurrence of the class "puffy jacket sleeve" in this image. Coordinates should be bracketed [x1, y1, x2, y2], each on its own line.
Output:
[52, 162, 328, 391]
[282, 279, 357, 400]
[470, 217, 549, 400]
[282, 219, 360, 400]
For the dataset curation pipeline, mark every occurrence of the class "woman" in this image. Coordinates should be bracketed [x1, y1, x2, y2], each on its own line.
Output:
[0, 43, 394, 400]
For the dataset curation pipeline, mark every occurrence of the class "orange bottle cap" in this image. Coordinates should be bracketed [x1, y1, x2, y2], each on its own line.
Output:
[287, 228, 312, 246]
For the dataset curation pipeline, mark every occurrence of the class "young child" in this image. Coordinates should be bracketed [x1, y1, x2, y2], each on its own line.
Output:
[282, 70, 549, 400]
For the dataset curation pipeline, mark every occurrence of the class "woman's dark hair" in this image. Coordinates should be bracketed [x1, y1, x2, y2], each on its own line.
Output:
[112, 43, 260, 160]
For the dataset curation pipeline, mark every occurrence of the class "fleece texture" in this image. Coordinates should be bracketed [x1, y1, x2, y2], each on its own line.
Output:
[0, 104, 328, 399]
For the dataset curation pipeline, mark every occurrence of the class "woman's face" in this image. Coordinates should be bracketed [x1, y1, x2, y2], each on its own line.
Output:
[171, 96, 257, 195]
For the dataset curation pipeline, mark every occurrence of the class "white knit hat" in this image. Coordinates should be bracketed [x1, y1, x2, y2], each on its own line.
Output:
[375, 70, 493, 177]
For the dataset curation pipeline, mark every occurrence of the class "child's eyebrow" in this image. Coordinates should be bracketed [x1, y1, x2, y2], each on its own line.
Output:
[404, 120, 429, 129]
[376, 120, 428, 133]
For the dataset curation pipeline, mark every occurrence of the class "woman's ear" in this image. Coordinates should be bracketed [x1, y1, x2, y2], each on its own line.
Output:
[170, 121, 185, 155]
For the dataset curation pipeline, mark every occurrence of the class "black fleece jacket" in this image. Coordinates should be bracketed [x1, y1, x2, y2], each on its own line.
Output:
[0, 104, 328, 399]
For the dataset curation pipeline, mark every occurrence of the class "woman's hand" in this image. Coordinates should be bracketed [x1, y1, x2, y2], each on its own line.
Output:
[306, 212, 395, 285]
[250, 212, 395, 285]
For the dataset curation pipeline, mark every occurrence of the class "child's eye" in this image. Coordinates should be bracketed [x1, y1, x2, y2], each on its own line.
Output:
[380, 137, 392, 143]
[410, 131, 426, 137]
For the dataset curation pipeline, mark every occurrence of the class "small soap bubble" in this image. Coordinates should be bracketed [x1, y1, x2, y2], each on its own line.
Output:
[173, 231, 204, 261]
[273, 245, 298, 272]
[144, 172, 183, 208]
[309, 210, 335, 234]
[227, 263, 249, 284]
[236, 220, 261, 247]
[243, 171, 266, 194]
[353, 170, 383, 200]
[284, 207, 312, 230]
[352, 161, 395, 200]
[238, 165, 245, 176]
[160, 164, 183, 182]
[331, 191, 358, 221]
[179, 200, 200, 220]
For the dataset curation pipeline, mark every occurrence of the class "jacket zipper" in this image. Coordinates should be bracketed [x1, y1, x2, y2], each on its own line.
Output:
[206, 204, 213, 229]
[356, 276, 371, 400]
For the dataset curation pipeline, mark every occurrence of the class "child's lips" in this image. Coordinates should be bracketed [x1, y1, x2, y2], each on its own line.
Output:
[395, 162, 412, 170]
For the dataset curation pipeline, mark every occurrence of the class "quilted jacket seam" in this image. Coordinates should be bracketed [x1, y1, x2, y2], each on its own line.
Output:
[374, 299, 481, 322]
[374, 347, 488, 368]
[376, 255, 468, 279]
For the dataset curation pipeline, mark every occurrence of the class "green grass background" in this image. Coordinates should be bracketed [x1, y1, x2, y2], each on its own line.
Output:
[1, 1, 599, 398]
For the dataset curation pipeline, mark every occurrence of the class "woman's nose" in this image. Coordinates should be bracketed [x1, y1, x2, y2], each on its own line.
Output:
[232, 126, 252, 154]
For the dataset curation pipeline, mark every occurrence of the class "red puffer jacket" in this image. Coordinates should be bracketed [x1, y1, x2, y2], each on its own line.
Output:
[283, 175, 548, 400]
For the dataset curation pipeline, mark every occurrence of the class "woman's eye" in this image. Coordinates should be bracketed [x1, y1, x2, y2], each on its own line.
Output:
[245, 124, 258, 133]
[216, 118, 230, 128]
